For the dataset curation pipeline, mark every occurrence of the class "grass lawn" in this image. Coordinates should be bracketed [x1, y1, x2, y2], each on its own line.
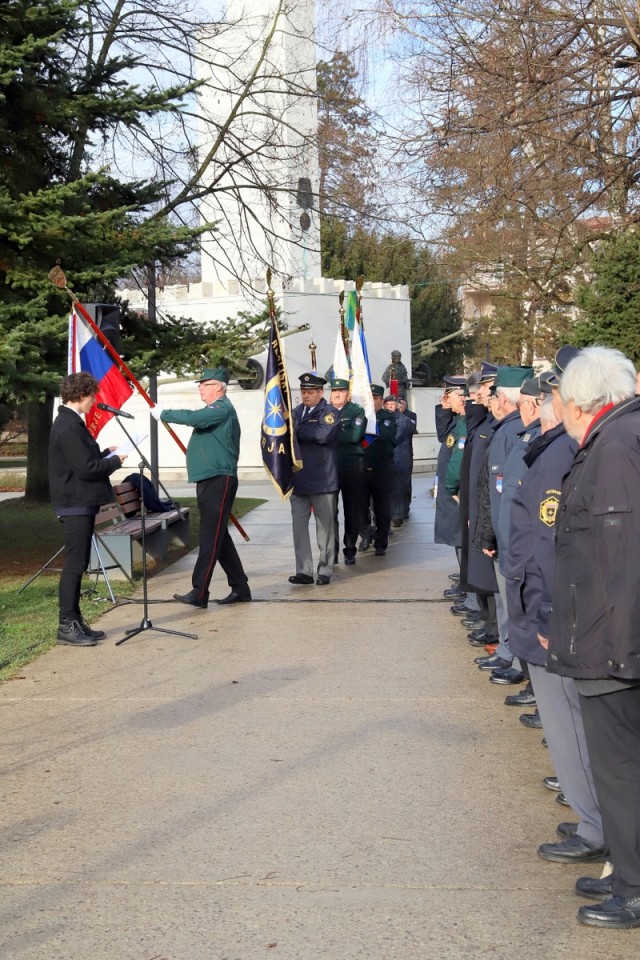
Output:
[0, 495, 263, 681]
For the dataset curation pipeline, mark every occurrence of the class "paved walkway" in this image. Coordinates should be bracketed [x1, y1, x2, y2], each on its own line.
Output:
[0, 479, 634, 959]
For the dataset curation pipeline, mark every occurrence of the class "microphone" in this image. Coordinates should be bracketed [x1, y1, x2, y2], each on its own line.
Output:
[97, 402, 135, 420]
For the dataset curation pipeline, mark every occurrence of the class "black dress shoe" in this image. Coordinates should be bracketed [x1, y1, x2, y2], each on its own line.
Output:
[556, 792, 571, 807]
[448, 572, 461, 582]
[538, 835, 607, 863]
[557, 821, 578, 839]
[288, 574, 314, 585]
[477, 654, 512, 671]
[468, 634, 491, 647]
[544, 775, 561, 792]
[174, 591, 208, 608]
[374, 547, 386, 556]
[489, 666, 525, 684]
[577, 895, 640, 928]
[575, 873, 615, 900]
[392, 518, 403, 527]
[519, 710, 543, 729]
[217, 590, 252, 605]
[443, 586, 465, 599]
[316, 575, 331, 585]
[461, 616, 487, 629]
[505, 686, 536, 706]
[451, 605, 476, 617]
[358, 537, 371, 552]
[344, 556, 356, 565]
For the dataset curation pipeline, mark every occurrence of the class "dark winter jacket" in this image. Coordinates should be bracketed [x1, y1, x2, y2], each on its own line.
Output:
[292, 398, 341, 495]
[547, 397, 640, 680]
[48, 405, 121, 511]
[505, 425, 577, 666]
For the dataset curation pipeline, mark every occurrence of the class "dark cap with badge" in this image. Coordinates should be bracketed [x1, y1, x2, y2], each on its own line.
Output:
[479, 361, 499, 383]
[195, 366, 230, 384]
[443, 375, 467, 394]
[299, 372, 327, 388]
[330, 378, 350, 390]
[521, 372, 554, 397]
[494, 365, 535, 389]
[545, 345, 580, 387]
[370, 383, 385, 397]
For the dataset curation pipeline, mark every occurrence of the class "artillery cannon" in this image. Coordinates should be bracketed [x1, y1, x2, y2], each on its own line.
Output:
[410, 322, 478, 387]
[236, 322, 310, 389]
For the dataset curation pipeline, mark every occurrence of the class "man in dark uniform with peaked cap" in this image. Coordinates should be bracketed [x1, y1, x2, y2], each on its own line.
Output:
[288, 373, 341, 585]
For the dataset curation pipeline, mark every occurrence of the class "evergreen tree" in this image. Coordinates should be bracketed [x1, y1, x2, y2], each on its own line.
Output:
[573, 231, 640, 366]
[0, 0, 201, 500]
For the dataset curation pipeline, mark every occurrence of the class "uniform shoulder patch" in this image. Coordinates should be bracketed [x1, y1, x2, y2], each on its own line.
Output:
[324, 413, 336, 425]
[446, 434, 455, 448]
[540, 495, 560, 527]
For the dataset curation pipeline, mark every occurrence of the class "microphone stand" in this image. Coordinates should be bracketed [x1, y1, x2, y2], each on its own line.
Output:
[116, 459, 197, 645]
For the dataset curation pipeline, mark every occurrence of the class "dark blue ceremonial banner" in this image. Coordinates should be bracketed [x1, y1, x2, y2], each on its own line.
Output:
[261, 315, 302, 498]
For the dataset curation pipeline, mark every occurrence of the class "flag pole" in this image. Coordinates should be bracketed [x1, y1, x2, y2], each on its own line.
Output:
[49, 264, 248, 542]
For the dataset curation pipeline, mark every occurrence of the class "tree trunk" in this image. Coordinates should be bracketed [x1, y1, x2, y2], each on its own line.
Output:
[25, 396, 54, 503]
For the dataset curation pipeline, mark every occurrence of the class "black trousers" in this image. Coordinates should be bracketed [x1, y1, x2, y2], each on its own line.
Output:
[579, 686, 640, 898]
[335, 461, 364, 560]
[58, 514, 95, 622]
[360, 464, 393, 550]
[192, 475, 248, 602]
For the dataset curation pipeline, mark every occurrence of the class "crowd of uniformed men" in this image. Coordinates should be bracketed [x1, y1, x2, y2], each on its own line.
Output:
[434, 345, 640, 930]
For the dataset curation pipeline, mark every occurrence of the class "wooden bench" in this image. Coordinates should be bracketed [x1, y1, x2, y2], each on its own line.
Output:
[90, 482, 190, 578]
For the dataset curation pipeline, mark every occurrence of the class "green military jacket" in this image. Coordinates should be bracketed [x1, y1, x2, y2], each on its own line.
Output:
[161, 394, 240, 482]
[336, 401, 367, 466]
[444, 415, 467, 496]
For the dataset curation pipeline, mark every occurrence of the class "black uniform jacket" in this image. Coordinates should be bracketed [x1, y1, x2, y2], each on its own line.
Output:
[292, 398, 341, 495]
[363, 409, 397, 468]
[547, 397, 640, 681]
[505, 425, 577, 666]
[466, 413, 499, 593]
[458, 402, 488, 590]
[48, 405, 121, 510]
[434, 406, 461, 547]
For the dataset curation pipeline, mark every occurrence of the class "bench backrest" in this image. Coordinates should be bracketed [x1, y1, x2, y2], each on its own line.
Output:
[112, 481, 142, 517]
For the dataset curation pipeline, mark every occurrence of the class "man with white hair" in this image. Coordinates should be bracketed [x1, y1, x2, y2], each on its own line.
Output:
[545, 345, 640, 928]
[154, 367, 251, 608]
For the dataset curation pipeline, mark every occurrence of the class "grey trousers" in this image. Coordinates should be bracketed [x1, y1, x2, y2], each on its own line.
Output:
[493, 562, 515, 664]
[529, 664, 604, 846]
[290, 492, 337, 579]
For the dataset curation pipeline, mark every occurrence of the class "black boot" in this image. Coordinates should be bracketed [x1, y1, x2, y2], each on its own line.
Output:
[57, 619, 97, 646]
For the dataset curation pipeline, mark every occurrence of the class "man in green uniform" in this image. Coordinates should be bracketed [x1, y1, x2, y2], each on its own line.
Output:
[152, 367, 250, 608]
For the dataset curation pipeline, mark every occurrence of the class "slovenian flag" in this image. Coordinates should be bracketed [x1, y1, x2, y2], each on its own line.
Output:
[68, 311, 133, 437]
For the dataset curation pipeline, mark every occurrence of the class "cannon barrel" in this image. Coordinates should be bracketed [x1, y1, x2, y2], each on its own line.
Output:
[411, 322, 478, 358]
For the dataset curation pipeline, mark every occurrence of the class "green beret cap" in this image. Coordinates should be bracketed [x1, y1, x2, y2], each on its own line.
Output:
[494, 365, 534, 389]
[195, 367, 230, 384]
